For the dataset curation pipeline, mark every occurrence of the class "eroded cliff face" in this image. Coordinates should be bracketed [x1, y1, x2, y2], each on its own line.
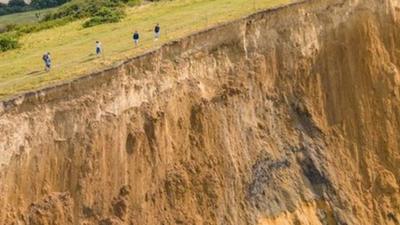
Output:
[0, 0, 399, 224]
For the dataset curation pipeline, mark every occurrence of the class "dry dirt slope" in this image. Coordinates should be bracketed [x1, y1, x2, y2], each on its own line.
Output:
[0, 0, 400, 224]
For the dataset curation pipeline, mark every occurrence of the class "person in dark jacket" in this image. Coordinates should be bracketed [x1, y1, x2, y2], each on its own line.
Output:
[154, 23, 160, 40]
[133, 31, 139, 46]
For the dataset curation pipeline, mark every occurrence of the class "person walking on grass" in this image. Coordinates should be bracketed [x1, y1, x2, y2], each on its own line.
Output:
[96, 41, 102, 56]
[42, 52, 51, 72]
[133, 30, 140, 47]
[154, 23, 160, 40]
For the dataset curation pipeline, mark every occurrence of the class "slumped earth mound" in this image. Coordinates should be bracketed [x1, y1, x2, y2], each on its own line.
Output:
[0, 0, 399, 224]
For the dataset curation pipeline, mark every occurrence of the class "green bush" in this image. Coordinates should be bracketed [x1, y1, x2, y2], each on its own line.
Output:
[44, 0, 125, 21]
[0, 34, 19, 52]
[82, 7, 124, 28]
[0, 0, 68, 16]
[31, 0, 70, 10]
[8, 0, 27, 8]
[40, 0, 144, 28]
[43, 2, 86, 20]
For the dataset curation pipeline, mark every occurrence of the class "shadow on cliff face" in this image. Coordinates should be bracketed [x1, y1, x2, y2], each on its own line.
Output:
[290, 102, 322, 139]
[246, 95, 340, 221]
[246, 145, 335, 216]
[247, 155, 292, 209]
[300, 156, 333, 196]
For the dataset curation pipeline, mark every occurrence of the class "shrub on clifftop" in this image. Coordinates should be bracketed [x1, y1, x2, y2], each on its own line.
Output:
[42, 0, 141, 28]
[82, 7, 124, 28]
[0, 34, 19, 51]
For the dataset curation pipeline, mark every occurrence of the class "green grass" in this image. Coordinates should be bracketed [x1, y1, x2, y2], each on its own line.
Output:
[0, 8, 56, 28]
[0, 0, 291, 98]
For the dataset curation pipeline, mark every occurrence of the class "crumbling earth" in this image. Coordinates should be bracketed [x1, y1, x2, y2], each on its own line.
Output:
[0, 0, 399, 224]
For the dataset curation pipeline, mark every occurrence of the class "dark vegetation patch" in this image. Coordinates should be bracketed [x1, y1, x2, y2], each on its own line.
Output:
[0, 0, 33, 16]
[43, 0, 128, 21]
[0, 0, 67, 16]
[82, 6, 124, 28]
[0, 33, 19, 51]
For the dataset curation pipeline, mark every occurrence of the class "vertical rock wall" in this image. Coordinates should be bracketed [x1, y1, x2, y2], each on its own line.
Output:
[0, 0, 399, 224]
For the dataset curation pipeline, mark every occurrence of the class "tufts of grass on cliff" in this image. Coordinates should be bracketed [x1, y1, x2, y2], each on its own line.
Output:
[0, 0, 291, 99]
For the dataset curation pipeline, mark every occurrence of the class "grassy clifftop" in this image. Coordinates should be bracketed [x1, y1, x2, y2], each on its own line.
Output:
[0, 0, 290, 99]
[0, 8, 55, 28]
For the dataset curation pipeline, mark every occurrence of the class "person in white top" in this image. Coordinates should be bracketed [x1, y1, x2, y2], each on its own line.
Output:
[96, 41, 102, 56]
[42, 52, 51, 71]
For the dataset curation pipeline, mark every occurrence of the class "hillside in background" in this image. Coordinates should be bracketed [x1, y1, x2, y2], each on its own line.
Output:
[0, 7, 54, 27]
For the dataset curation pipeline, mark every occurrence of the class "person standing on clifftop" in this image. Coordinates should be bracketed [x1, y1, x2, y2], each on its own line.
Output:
[133, 31, 140, 47]
[96, 41, 102, 56]
[154, 23, 160, 40]
[42, 52, 51, 72]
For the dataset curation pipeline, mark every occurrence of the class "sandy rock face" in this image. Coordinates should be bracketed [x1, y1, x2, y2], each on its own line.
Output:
[0, 0, 400, 224]
[27, 193, 74, 225]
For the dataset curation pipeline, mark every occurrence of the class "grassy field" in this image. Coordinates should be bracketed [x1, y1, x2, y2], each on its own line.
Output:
[0, 0, 291, 98]
[0, 8, 56, 28]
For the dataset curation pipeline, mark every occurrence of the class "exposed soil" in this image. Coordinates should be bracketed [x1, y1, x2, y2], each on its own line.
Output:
[1, 0, 400, 224]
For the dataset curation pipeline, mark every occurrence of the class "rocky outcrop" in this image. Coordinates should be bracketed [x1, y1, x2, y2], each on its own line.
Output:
[1, 0, 399, 224]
